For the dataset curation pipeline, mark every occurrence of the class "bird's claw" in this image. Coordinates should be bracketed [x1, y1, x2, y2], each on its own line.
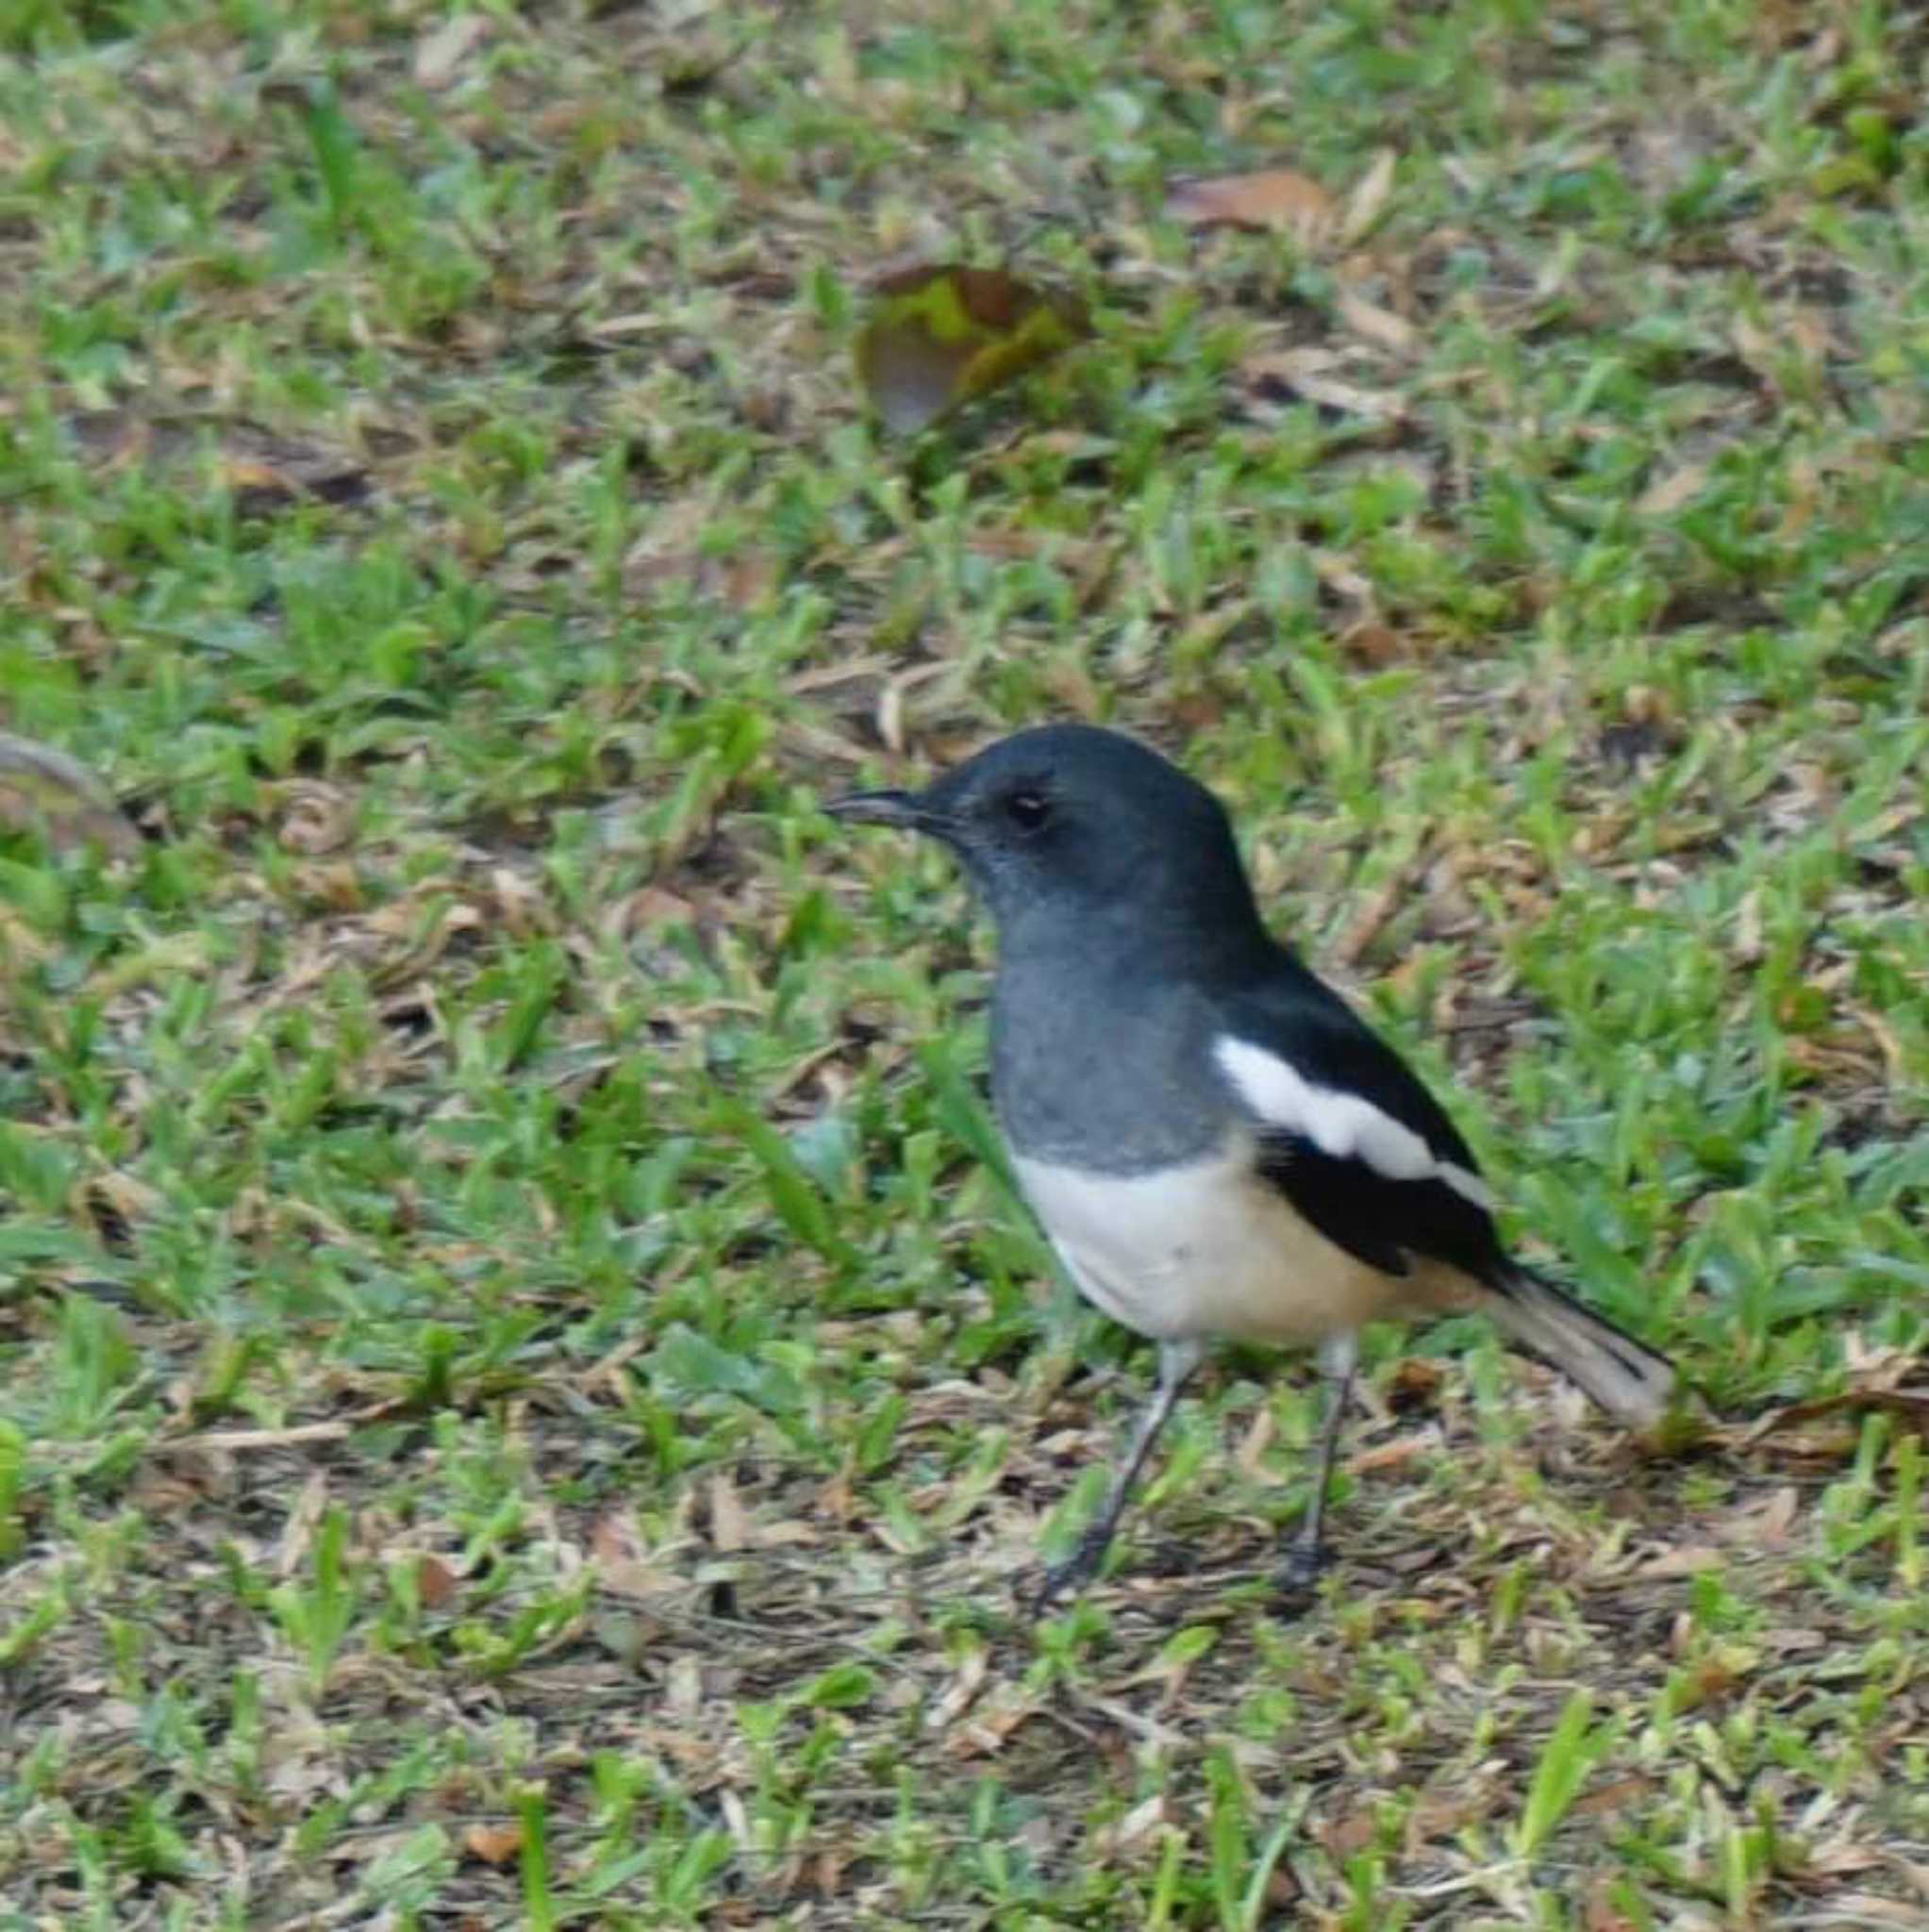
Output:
[1030, 1528, 1112, 1613]
[1272, 1536, 1326, 1607]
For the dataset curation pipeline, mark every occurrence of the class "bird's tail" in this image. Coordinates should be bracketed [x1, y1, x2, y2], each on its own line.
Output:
[1488, 1267, 1674, 1427]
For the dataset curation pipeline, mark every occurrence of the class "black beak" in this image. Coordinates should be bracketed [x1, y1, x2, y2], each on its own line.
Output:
[824, 788, 952, 835]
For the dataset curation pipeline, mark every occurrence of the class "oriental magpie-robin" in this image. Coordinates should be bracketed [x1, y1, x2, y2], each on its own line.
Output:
[831, 724, 1674, 1604]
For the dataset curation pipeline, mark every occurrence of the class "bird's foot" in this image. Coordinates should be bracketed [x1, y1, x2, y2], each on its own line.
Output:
[1271, 1535, 1327, 1612]
[1029, 1525, 1114, 1614]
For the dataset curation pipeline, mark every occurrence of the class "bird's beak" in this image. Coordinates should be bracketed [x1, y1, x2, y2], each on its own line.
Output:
[824, 788, 953, 836]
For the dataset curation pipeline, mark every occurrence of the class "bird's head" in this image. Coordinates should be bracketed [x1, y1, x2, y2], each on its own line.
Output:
[828, 724, 1263, 953]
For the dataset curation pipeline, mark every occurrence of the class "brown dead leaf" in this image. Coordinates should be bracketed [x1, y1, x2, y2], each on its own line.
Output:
[1733, 886, 1765, 965]
[415, 1554, 460, 1608]
[217, 457, 307, 507]
[1749, 1424, 1860, 1463]
[158, 1417, 359, 1455]
[623, 886, 700, 938]
[590, 1509, 675, 1601]
[1752, 1485, 1800, 1546]
[708, 1471, 751, 1553]
[275, 1469, 331, 1578]
[462, 1821, 523, 1866]
[1094, 1794, 1172, 1857]
[220, 444, 371, 514]
[1344, 1430, 1438, 1475]
[751, 1517, 819, 1546]
[1320, 1806, 1379, 1857]
[1584, 1878, 1641, 1932]
[414, 11, 491, 89]
[1243, 350, 1404, 422]
[1671, 1646, 1754, 1713]
[66, 412, 371, 509]
[275, 783, 353, 856]
[1338, 618, 1405, 666]
[927, 1647, 989, 1731]
[1636, 461, 1710, 517]
[1385, 1357, 1445, 1409]
[1331, 863, 1418, 967]
[1744, 1388, 1929, 1445]
[855, 263, 1091, 435]
[1634, 1544, 1724, 1579]
[1798, 1897, 1921, 1925]
[1848, 1003, 1907, 1089]
[1235, 1403, 1276, 1478]
[1334, 285, 1418, 356]
[1340, 148, 1399, 244]
[1166, 168, 1335, 243]
[1730, 312, 1777, 385]
[1405, 1786, 1497, 1849]
[0, 731, 140, 857]
[1568, 1769, 1660, 1816]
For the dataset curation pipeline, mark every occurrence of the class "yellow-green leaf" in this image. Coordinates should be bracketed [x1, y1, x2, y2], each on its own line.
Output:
[854, 263, 1091, 435]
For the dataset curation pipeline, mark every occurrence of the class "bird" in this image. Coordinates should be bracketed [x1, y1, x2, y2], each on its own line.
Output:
[829, 723, 1675, 1606]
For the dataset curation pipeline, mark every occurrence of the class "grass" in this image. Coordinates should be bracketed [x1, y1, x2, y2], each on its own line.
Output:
[1, 0, 1926, 1924]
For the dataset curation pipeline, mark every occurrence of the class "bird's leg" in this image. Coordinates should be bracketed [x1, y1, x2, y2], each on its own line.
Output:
[1034, 1337, 1204, 1610]
[1277, 1331, 1358, 1591]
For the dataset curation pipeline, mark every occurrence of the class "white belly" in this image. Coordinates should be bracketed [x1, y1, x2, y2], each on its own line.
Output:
[1012, 1137, 1418, 1346]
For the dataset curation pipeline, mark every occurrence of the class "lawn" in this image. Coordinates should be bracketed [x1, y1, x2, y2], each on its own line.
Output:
[2, 0, 1927, 1924]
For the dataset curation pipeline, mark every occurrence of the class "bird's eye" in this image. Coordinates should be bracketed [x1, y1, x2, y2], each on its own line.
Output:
[1004, 788, 1051, 831]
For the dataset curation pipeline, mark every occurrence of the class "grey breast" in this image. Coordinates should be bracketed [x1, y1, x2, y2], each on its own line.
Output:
[989, 941, 1232, 1176]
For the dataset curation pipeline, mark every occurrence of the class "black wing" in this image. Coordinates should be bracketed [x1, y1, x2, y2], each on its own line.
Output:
[1218, 954, 1509, 1288]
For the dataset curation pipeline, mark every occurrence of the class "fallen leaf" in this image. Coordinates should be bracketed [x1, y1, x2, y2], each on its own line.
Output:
[1744, 1388, 1929, 1444]
[462, 1822, 523, 1866]
[415, 1554, 460, 1608]
[1637, 461, 1710, 517]
[1331, 865, 1417, 966]
[1166, 167, 1335, 242]
[1341, 623, 1404, 671]
[1095, 1793, 1171, 1857]
[157, 1417, 361, 1454]
[666, 1654, 703, 1717]
[1570, 1772, 1657, 1818]
[590, 1509, 675, 1600]
[414, 11, 491, 89]
[275, 1469, 331, 1579]
[0, 731, 140, 857]
[926, 1647, 989, 1731]
[1634, 1544, 1724, 1579]
[708, 1471, 751, 1552]
[217, 457, 303, 506]
[1795, 1896, 1921, 1925]
[1405, 1788, 1495, 1848]
[1585, 1878, 1641, 1932]
[1320, 1807, 1379, 1857]
[1340, 148, 1399, 244]
[1344, 1430, 1438, 1475]
[1334, 285, 1418, 356]
[855, 263, 1091, 435]
[1243, 350, 1404, 422]
[1235, 1404, 1276, 1478]
[66, 412, 371, 510]
[1848, 1002, 1907, 1088]
[1753, 1485, 1800, 1546]
[1386, 1357, 1446, 1407]
[275, 782, 352, 856]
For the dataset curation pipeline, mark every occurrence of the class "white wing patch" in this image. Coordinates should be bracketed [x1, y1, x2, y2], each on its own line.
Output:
[1212, 1034, 1493, 1210]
